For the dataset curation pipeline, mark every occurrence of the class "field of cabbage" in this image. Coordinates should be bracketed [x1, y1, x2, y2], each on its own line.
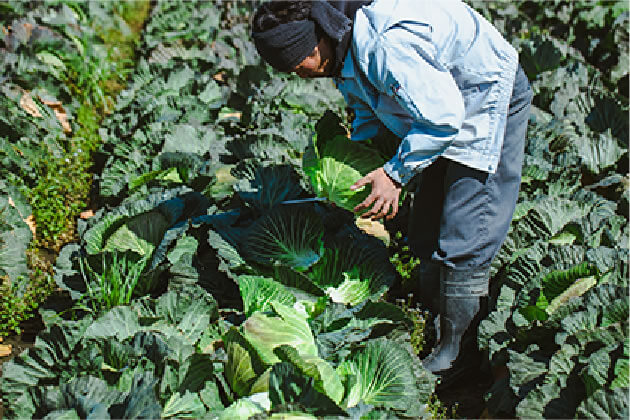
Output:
[0, 1, 628, 419]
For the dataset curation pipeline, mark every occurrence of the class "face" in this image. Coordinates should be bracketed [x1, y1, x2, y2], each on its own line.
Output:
[293, 37, 334, 78]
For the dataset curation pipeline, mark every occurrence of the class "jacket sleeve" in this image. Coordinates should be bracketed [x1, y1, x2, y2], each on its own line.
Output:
[337, 84, 385, 141]
[366, 29, 465, 186]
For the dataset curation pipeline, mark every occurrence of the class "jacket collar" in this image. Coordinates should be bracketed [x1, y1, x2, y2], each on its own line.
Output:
[328, 0, 373, 77]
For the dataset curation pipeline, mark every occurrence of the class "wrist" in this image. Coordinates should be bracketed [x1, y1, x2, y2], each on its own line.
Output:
[380, 167, 402, 188]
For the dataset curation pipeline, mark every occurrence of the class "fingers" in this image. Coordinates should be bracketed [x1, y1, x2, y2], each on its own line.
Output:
[350, 176, 370, 191]
[386, 198, 400, 221]
[354, 193, 376, 213]
[361, 197, 385, 219]
[373, 200, 391, 220]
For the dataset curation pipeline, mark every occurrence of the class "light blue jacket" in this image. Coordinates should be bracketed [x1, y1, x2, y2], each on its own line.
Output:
[334, 0, 519, 186]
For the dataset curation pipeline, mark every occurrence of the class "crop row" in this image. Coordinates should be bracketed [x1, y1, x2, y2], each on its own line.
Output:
[1, 1, 436, 418]
[1, 1, 628, 418]
[0, 0, 150, 336]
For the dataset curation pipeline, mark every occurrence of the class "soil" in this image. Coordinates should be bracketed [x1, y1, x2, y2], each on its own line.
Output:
[435, 366, 496, 418]
[0, 315, 41, 420]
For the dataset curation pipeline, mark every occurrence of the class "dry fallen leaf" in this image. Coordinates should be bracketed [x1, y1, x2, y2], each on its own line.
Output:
[24, 214, 36, 236]
[355, 218, 390, 245]
[221, 112, 242, 119]
[213, 72, 227, 83]
[39, 95, 72, 133]
[80, 210, 95, 219]
[19, 91, 42, 117]
[0, 344, 12, 357]
[14, 22, 34, 41]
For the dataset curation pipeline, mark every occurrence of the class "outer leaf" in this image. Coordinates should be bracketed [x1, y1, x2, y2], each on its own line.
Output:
[242, 302, 318, 365]
[507, 349, 547, 390]
[337, 339, 421, 411]
[325, 271, 371, 306]
[103, 210, 171, 256]
[575, 131, 626, 174]
[546, 275, 597, 315]
[233, 163, 305, 213]
[218, 392, 271, 420]
[244, 207, 324, 271]
[304, 135, 385, 212]
[237, 275, 295, 317]
[576, 388, 629, 419]
[224, 328, 266, 397]
[85, 306, 141, 341]
[162, 391, 206, 419]
[611, 358, 629, 389]
[0, 319, 92, 418]
[0, 194, 32, 285]
[268, 363, 345, 416]
[274, 345, 344, 404]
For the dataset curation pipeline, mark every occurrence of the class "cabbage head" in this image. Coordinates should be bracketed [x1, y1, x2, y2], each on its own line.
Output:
[304, 135, 385, 213]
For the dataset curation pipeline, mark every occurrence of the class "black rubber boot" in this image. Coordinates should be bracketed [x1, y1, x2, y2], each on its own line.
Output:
[407, 259, 441, 314]
[422, 266, 489, 380]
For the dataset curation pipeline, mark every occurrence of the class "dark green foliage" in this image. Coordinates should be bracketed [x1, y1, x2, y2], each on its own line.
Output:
[2, 1, 627, 419]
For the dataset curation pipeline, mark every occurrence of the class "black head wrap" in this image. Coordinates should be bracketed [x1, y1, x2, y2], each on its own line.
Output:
[252, 1, 353, 73]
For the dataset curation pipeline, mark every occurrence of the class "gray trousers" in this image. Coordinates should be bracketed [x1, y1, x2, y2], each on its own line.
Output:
[408, 66, 533, 270]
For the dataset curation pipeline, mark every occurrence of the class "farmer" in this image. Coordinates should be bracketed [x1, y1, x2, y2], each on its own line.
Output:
[251, 0, 532, 381]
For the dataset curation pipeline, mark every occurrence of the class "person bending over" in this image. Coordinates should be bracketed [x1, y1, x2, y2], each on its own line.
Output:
[251, 0, 532, 382]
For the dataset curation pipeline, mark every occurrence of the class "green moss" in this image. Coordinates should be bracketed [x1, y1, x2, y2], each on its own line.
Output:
[31, 0, 151, 251]
[3, 1, 152, 337]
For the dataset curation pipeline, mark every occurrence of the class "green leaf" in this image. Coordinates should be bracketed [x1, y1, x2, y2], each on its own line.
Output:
[244, 207, 324, 271]
[575, 131, 626, 175]
[166, 235, 198, 265]
[165, 66, 194, 91]
[199, 80, 226, 108]
[520, 37, 564, 78]
[576, 388, 629, 419]
[268, 363, 345, 416]
[542, 262, 598, 302]
[519, 305, 548, 322]
[37, 51, 67, 73]
[546, 276, 597, 315]
[601, 297, 629, 327]
[611, 358, 629, 390]
[242, 302, 318, 365]
[582, 348, 611, 394]
[507, 349, 547, 389]
[548, 231, 577, 245]
[233, 163, 304, 213]
[274, 345, 344, 404]
[304, 135, 385, 213]
[112, 372, 162, 419]
[44, 375, 120, 419]
[218, 393, 270, 420]
[237, 275, 296, 317]
[0, 194, 32, 285]
[325, 269, 371, 306]
[178, 353, 215, 394]
[128, 167, 183, 191]
[224, 328, 267, 397]
[337, 339, 421, 411]
[83, 190, 189, 256]
[308, 243, 394, 305]
[162, 391, 206, 419]
[0, 318, 92, 417]
[85, 306, 141, 341]
[162, 124, 217, 156]
[199, 381, 224, 411]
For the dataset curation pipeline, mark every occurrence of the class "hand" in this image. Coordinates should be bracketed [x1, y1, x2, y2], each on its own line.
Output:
[351, 167, 402, 220]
